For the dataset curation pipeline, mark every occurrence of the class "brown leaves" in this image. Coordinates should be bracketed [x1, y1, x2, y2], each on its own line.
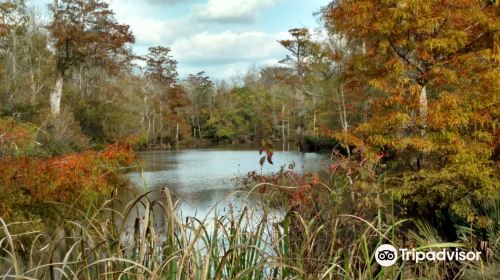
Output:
[259, 156, 266, 166]
[50, 0, 134, 73]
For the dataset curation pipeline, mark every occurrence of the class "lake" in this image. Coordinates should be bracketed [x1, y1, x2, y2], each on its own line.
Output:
[126, 145, 328, 218]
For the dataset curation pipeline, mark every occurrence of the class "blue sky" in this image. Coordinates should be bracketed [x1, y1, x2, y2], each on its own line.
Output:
[33, 0, 329, 80]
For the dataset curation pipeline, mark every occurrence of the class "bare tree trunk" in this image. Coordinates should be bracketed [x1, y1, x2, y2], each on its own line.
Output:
[419, 84, 428, 137]
[151, 112, 156, 145]
[197, 117, 202, 139]
[143, 95, 151, 145]
[336, 83, 348, 133]
[50, 73, 63, 115]
[287, 119, 290, 150]
[340, 85, 348, 133]
[419, 85, 428, 123]
[11, 34, 17, 77]
[50, 0, 63, 115]
[159, 100, 163, 145]
[176, 123, 179, 145]
[272, 90, 277, 135]
[417, 84, 428, 168]
[281, 103, 286, 151]
[29, 70, 36, 104]
[337, 83, 350, 157]
[363, 100, 368, 123]
[313, 96, 316, 136]
[362, 41, 369, 123]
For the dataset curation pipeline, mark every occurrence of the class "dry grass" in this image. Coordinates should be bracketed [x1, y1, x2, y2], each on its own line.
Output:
[0, 187, 494, 279]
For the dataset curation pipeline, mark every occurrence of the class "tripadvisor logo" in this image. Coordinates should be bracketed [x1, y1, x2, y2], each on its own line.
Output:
[375, 244, 398, 267]
[375, 244, 481, 267]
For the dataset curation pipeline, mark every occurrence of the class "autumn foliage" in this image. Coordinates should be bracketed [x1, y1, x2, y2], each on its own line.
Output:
[0, 118, 35, 158]
[50, 0, 135, 75]
[0, 133, 137, 218]
[323, 0, 500, 226]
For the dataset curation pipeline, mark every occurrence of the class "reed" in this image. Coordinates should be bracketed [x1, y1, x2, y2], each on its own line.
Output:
[0, 187, 494, 279]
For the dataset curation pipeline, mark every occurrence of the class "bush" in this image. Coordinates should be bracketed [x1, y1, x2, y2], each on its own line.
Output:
[0, 139, 137, 219]
[36, 109, 90, 155]
[0, 117, 38, 158]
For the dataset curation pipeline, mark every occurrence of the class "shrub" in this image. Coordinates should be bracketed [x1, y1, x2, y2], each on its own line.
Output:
[0, 117, 37, 158]
[0, 138, 137, 219]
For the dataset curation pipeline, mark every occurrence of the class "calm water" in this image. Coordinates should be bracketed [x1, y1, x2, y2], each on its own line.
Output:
[127, 146, 328, 217]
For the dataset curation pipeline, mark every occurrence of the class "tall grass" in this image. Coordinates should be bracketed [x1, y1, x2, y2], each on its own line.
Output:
[0, 186, 493, 279]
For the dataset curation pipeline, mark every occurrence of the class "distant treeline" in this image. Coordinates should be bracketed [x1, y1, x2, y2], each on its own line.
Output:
[0, 1, 365, 155]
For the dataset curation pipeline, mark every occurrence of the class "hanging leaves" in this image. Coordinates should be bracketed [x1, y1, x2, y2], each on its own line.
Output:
[258, 140, 274, 166]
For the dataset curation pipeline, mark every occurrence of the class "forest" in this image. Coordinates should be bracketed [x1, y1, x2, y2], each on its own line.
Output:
[0, 0, 499, 279]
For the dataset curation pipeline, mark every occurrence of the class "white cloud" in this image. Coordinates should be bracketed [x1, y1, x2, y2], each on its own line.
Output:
[106, 0, 314, 79]
[145, 0, 191, 4]
[171, 31, 289, 65]
[112, 0, 191, 6]
[170, 30, 291, 79]
[109, 0, 287, 52]
[192, 0, 281, 23]
[110, 0, 198, 48]
[31, 0, 320, 80]
[126, 18, 169, 44]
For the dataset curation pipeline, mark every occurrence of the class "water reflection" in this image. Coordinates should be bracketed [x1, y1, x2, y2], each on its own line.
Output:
[127, 148, 326, 217]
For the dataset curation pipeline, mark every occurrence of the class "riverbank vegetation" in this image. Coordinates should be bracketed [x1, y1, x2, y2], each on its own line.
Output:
[1, 0, 499, 279]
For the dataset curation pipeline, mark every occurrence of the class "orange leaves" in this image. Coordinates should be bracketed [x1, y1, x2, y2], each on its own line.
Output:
[427, 92, 469, 131]
[321, 0, 500, 228]
[0, 118, 36, 158]
[99, 142, 136, 165]
[0, 142, 136, 215]
[404, 137, 434, 153]
[328, 0, 498, 157]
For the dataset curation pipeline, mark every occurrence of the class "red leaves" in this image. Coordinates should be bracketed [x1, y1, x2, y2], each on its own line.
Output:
[312, 176, 321, 184]
[258, 141, 274, 166]
[266, 151, 273, 165]
[258, 185, 266, 194]
[329, 163, 339, 173]
[0, 142, 136, 212]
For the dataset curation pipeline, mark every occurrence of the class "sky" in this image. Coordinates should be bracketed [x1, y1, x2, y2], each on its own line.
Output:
[33, 0, 329, 80]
